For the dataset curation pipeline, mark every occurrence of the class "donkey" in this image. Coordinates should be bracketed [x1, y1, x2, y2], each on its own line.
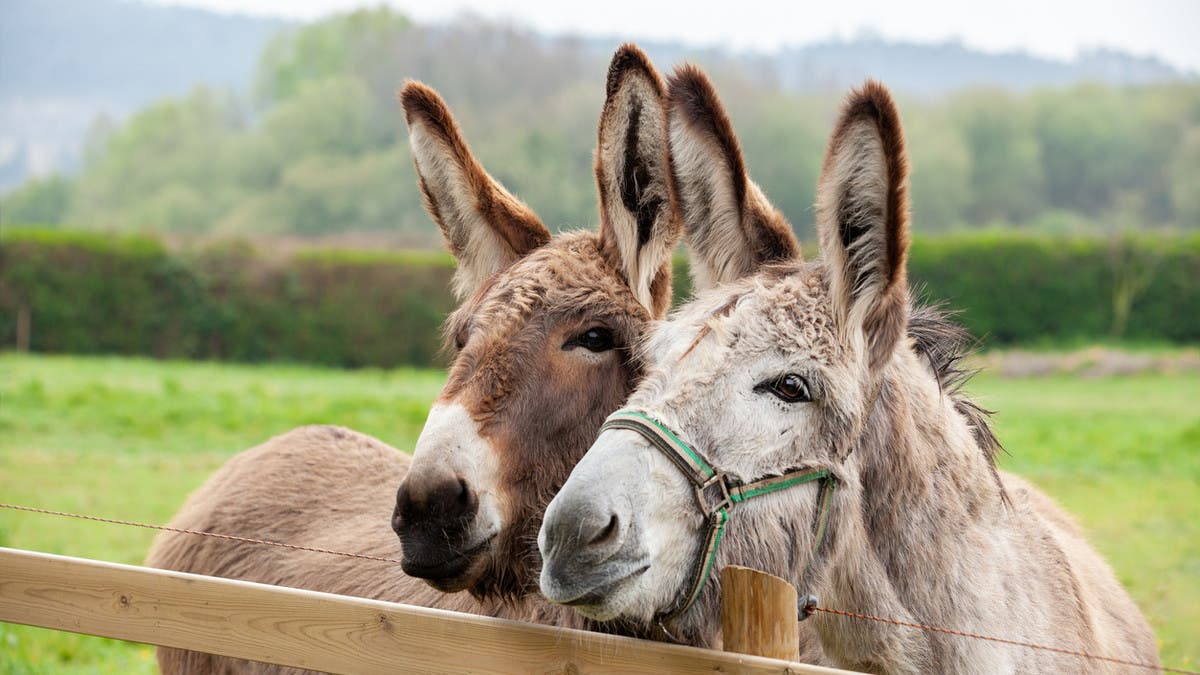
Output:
[538, 78, 1160, 673]
[147, 44, 687, 674]
[389, 52, 825, 662]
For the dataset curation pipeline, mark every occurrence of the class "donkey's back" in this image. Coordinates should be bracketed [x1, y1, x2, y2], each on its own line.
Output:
[999, 470, 1159, 671]
[145, 426, 533, 675]
[147, 425, 410, 595]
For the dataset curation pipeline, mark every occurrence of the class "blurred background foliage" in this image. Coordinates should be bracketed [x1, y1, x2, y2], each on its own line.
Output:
[2, 6, 1198, 243]
[1, 6, 1198, 369]
[2, 228, 1196, 368]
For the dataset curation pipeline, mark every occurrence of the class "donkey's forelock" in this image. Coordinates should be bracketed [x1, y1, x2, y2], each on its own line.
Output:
[637, 261, 813, 369]
[441, 232, 653, 361]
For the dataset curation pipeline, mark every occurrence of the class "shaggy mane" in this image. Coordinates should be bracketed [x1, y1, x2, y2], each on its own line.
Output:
[907, 302, 1007, 499]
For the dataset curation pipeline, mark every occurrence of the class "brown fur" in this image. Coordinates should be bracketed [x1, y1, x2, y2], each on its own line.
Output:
[400, 81, 552, 299]
[594, 44, 682, 317]
[392, 43, 683, 602]
[434, 232, 658, 600]
[147, 427, 588, 674]
[667, 64, 800, 291]
[148, 46, 684, 673]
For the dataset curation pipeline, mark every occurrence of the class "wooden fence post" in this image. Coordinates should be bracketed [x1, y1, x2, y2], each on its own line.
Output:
[16, 305, 30, 352]
[721, 565, 800, 661]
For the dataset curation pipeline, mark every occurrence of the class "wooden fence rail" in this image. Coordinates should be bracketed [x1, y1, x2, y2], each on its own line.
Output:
[0, 547, 857, 674]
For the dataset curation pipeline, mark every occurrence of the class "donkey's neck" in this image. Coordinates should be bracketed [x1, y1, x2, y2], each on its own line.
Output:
[815, 351, 1009, 672]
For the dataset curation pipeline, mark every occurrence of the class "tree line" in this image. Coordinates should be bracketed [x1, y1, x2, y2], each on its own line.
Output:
[2, 8, 1197, 241]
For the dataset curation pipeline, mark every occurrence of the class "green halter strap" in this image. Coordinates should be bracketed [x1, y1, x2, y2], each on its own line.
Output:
[600, 410, 836, 620]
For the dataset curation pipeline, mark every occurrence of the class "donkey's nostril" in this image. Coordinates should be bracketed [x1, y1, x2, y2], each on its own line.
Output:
[394, 473, 479, 531]
[589, 514, 620, 547]
[391, 500, 403, 536]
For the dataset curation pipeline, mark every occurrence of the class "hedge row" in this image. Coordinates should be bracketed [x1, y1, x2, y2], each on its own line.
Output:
[1, 229, 1196, 368]
[907, 232, 1200, 345]
[0, 230, 456, 368]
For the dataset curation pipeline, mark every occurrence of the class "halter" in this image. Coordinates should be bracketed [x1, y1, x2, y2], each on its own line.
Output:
[600, 410, 836, 620]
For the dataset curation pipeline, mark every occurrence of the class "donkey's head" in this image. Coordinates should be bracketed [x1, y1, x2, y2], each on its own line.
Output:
[392, 46, 682, 599]
[540, 76, 918, 629]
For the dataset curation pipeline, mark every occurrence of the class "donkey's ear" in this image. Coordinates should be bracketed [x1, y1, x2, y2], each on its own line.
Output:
[816, 80, 910, 371]
[400, 81, 551, 300]
[668, 64, 800, 292]
[594, 44, 682, 318]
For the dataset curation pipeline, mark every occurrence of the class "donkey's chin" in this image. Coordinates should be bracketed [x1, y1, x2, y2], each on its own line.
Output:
[400, 532, 497, 592]
[540, 564, 650, 621]
[569, 586, 661, 624]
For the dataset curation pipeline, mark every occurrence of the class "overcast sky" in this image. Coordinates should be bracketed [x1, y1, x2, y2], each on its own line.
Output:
[149, 0, 1200, 73]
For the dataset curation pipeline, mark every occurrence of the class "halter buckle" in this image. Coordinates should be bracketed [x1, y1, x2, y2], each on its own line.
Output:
[694, 471, 734, 517]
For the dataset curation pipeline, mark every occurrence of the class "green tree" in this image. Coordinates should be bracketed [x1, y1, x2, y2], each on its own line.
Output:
[0, 175, 74, 225]
[6, 8, 1199, 240]
[255, 7, 411, 147]
[734, 92, 827, 240]
[1171, 128, 1200, 227]
[953, 91, 1045, 224]
[67, 87, 247, 232]
[261, 76, 374, 163]
[255, 8, 411, 104]
[1033, 86, 1148, 219]
[906, 105, 971, 230]
[216, 147, 426, 237]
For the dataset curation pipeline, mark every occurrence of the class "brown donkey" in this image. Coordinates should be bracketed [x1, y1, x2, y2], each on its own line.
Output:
[147, 44, 685, 674]
[540, 77, 1160, 673]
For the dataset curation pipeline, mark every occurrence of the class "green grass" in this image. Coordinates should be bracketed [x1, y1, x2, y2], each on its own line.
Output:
[0, 353, 443, 674]
[1, 353, 1196, 672]
[978, 372, 1200, 668]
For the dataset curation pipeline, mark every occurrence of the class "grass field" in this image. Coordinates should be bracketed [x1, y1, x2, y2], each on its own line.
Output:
[0, 352, 1197, 673]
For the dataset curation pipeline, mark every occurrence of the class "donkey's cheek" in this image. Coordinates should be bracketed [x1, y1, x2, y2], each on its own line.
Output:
[540, 348, 631, 433]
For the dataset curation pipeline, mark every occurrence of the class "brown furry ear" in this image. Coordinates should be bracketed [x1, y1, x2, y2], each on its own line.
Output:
[815, 80, 910, 371]
[668, 64, 800, 292]
[400, 81, 551, 300]
[594, 44, 682, 318]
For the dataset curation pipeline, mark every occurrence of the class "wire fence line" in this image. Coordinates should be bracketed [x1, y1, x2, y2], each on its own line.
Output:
[2, 501, 1193, 674]
[0, 501, 403, 564]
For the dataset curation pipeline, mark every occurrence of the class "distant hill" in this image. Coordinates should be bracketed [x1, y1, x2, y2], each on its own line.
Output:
[0, 0, 287, 104]
[0, 0, 1194, 191]
[601, 36, 1191, 96]
[0, 0, 287, 189]
[772, 37, 1189, 94]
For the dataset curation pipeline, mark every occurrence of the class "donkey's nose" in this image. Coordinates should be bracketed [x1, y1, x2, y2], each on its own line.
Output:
[394, 473, 478, 535]
[539, 491, 626, 566]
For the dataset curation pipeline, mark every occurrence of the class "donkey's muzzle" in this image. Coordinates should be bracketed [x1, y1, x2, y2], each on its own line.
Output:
[393, 474, 485, 587]
[539, 481, 646, 608]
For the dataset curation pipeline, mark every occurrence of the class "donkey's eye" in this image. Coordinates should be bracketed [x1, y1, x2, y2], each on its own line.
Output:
[757, 374, 812, 403]
[563, 327, 616, 353]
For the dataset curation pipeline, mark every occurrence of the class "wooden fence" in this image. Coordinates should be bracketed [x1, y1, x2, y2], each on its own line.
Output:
[0, 547, 859, 674]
